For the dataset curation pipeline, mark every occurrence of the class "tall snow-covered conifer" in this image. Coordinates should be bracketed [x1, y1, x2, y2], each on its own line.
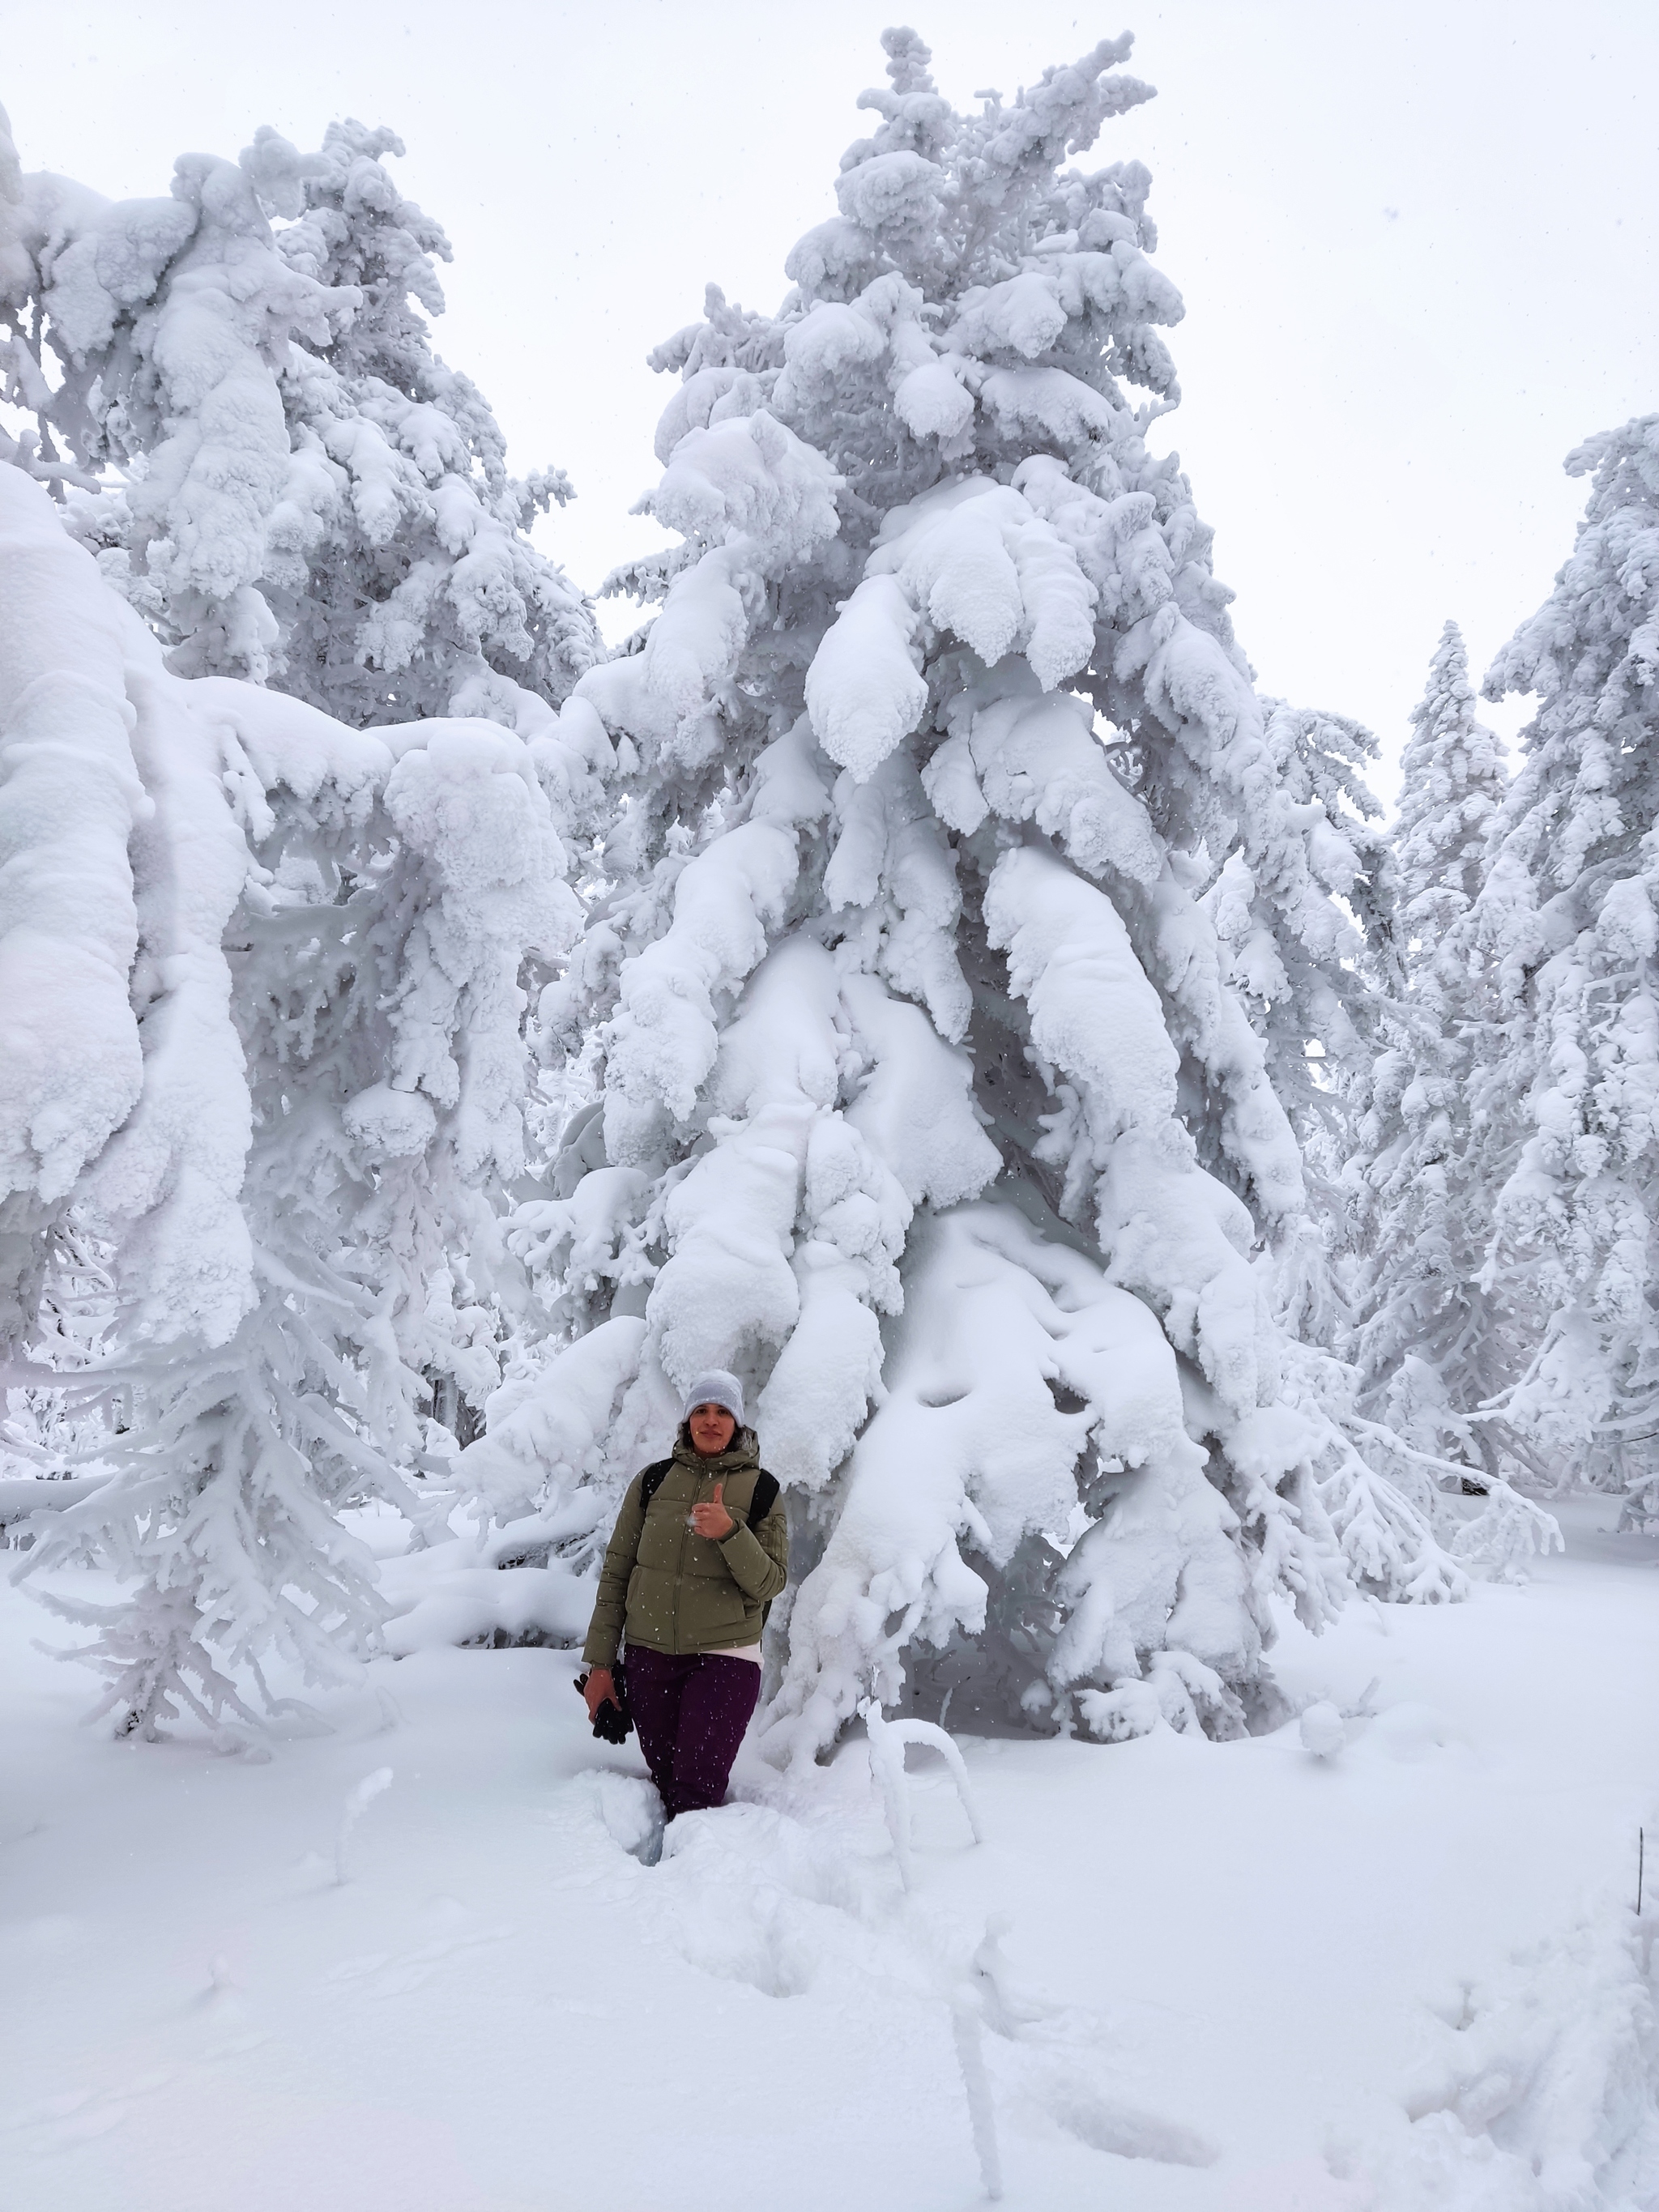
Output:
[0, 98, 613, 1735]
[1207, 698, 1396, 1178]
[1349, 623, 1516, 1469]
[1207, 696, 1397, 1370]
[0, 107, 597, 720]
[1474, 417, 1659, 1519]
[464, 29, 1455, 1758]
[0, 451, 611, 1738]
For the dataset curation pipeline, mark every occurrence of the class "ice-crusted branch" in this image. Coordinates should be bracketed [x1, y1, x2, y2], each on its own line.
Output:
[861, 1696, 985, 1891]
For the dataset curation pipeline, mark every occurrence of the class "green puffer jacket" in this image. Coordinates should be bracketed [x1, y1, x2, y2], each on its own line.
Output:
[582, 1427, 787, 1670]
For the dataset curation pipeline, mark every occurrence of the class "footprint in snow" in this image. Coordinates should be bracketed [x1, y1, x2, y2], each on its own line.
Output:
[322, 1910, 512, 1999]
[6, 2068, 178, 2154]
[592, 1771, 665, 1864]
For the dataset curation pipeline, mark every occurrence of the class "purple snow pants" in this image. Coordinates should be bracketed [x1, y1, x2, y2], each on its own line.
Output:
[624, 1646, 761, 1821]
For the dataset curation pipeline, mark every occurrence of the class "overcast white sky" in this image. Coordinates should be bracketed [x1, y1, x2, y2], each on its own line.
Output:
[10, 1, 1657, 802]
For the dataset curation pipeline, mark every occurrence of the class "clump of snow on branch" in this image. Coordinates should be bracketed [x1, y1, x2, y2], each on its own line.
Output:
[0, 104, 598, 722]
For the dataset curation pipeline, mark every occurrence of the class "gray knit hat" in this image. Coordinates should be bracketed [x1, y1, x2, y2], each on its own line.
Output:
[682, 1368, 745, 1426]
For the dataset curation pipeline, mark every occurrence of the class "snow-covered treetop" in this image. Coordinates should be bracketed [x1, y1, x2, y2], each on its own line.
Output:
[273, 119, 451, 397]
[594, 31, 1375, 1121]
[774, 26, 1179, 489]
[1392, 621, 1506, 1004]
[629, 28, 1189, 614]
[1483, 416, 1659, 934]
[0, 104, 598, 720]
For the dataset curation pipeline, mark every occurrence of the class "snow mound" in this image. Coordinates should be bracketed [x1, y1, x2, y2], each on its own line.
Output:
[1349, 1890, 1659, 2210]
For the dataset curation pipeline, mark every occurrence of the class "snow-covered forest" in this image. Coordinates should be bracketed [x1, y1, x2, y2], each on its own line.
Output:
[4, 19, 1658, 2211]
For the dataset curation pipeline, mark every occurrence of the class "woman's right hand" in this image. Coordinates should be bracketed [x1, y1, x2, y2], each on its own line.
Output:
[583, 1667, 616, 1720]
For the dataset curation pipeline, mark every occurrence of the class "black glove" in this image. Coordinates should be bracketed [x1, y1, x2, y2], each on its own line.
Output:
[574, 1664, 634, 1745]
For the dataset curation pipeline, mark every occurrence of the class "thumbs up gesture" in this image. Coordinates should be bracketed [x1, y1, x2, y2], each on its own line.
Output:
[691, 1479, 736, 1541]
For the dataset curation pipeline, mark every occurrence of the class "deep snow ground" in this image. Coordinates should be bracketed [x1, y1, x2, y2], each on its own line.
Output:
[4, 1500, 1659, 2212]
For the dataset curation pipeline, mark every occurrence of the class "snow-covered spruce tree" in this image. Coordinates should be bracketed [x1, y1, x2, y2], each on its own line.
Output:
[1206, 697, 1397, 1378]
[463, 28, 1458, 1761]
[1473, 417, 1659, 1521]
[0, 105, 596, 720]
[1207, 699, 1397, 1177]
[0, 461, 608, 1737]
[1348, 623, 1518, 1473]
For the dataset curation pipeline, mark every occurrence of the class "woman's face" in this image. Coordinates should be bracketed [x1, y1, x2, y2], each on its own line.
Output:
[688, 1401, 738, 1455]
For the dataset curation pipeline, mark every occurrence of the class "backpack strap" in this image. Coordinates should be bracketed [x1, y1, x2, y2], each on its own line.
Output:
[745, 1471, 783, 1634]
[637, 1459, 674, 1511]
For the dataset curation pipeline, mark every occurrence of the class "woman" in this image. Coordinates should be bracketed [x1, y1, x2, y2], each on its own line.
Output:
[580, 1370, 787, 1822]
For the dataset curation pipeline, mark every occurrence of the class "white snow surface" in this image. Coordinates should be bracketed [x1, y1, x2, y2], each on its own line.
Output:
[5, 1495, 1658, 2212]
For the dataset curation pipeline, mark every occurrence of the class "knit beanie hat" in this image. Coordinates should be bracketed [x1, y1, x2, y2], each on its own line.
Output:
[682, 1369, 745, 1426]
